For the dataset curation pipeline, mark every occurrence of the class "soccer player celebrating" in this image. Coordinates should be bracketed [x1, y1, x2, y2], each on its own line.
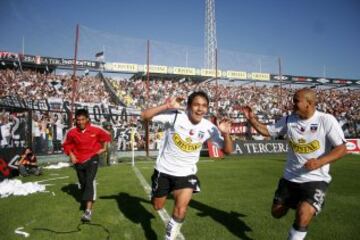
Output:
[63, 109, 111, 222]
[241, 88, 347, 240]
[141, 91, 233, 240]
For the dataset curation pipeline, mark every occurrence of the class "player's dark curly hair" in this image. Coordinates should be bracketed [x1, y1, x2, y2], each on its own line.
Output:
[75, 109, 89, 118]
[187, 91, 209, 107]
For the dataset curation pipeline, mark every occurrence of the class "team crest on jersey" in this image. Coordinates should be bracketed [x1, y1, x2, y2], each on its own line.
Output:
[310, 124, 318, 133]
[198, 131, 205, 139]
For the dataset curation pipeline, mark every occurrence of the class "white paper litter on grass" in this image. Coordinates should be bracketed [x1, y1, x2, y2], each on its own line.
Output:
[14, 227, 30, 238]
[43, 162, 70, 169]
[0, 179, 46, 198]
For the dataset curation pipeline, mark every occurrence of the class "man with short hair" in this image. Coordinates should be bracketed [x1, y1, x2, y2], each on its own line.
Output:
[63, 109, 111, 222]
[241, 88, 347, 240]
[142, 91, 233, 240]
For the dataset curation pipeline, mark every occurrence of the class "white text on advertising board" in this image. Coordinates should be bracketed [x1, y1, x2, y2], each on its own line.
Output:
[144, 65, 168, 74]
[105, 63, 138, 72]
[200, 69, 222, 77]
[173, 67, 196, 76]
[226, 71, 247, 79]
[247, 72, 270, 81]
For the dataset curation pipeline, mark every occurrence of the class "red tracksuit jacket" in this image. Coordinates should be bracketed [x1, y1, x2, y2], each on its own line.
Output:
[63, 123, 112, 164]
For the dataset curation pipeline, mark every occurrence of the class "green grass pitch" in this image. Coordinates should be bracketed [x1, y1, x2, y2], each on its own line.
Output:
[1, 153, 359, 239]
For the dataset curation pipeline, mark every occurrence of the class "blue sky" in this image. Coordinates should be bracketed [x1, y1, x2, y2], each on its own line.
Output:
[1, 0, 359, 79]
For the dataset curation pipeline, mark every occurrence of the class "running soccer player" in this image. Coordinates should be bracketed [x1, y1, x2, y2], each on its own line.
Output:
[63, 109, 111, 222]
[241, 88, 347, 240]
[141, 91, 233, 240]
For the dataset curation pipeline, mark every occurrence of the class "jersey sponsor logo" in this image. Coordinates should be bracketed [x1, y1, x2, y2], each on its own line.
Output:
[298, 138, 306, 144]
[172, 133, 202, 152]
[289, 139, 320, 153]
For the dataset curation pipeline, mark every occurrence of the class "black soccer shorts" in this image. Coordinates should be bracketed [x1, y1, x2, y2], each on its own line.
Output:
[151, 169, 201, 198]
[273, 178, 329, 213]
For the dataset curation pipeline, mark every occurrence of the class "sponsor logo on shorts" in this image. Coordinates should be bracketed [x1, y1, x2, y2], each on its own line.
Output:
[188, 178, 197, 185]
[289, 139, 320, 154]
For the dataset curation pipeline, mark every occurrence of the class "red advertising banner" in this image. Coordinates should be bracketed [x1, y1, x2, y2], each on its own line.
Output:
[346, 139, 360, 154]
[207, 140, 224, 158]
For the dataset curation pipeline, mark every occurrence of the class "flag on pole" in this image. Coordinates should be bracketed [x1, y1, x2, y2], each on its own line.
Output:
[95, 51, 104, 61]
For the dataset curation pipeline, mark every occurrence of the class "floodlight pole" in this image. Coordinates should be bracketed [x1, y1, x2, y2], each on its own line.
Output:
[215, 48, 219, 114]
[70, 24, 79, 126]
[145, 40, 150, 157]
[278, 57, 282, 110]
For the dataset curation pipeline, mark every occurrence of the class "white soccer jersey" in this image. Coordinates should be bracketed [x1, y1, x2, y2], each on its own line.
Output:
[267, 110, 346, 183]
[152, 111, 224, 176]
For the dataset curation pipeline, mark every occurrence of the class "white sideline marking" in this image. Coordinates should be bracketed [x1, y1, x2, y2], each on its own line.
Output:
[132, 166, 185, 240]
[35, 176, 69, 183]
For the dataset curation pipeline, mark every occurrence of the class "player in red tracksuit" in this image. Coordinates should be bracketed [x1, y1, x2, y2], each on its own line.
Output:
[63, 109, 111, 222]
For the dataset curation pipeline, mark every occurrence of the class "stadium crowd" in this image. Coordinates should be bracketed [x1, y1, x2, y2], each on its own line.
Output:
[109, 78, 360, 136]
[0, 69, 112, 104]
[1, 68, 359, 156]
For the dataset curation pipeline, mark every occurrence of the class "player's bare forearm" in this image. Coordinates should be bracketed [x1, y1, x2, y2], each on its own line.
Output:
[248, 117, 270, 137]
[318, 144, 347, 165]
[141, 104, 168, 121]
[305, 144, 347, 170]
[222, 133, 233, 154]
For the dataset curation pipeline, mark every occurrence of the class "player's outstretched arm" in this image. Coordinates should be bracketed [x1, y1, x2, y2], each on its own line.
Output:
[218, 118, 233, 154]
[240, 106, 270, 137]
[141, 96, 185, 121]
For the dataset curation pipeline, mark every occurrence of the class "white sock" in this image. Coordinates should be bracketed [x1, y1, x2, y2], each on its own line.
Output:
[165, 217, 183, 240]
[287, 227, 307, 240]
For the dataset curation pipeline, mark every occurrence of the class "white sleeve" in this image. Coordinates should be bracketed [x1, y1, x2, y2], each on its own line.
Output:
[266, 116, 288, 137]
[152, 111, 177, 125]
[324, 115, 346, 147]
[209, 124, 224, 149]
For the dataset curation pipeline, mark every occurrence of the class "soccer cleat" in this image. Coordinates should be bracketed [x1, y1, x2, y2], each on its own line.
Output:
[165, 219, 182, 240]
[81, 209, 92, 222]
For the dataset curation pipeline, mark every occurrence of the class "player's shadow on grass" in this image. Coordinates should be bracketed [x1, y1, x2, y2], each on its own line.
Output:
[189, 199, 253, 240]
[100, 192, 158, 240]
[61, 184, 84, 210]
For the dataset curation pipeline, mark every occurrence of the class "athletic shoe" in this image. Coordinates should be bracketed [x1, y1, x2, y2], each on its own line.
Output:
[81, 209, 92, 222]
